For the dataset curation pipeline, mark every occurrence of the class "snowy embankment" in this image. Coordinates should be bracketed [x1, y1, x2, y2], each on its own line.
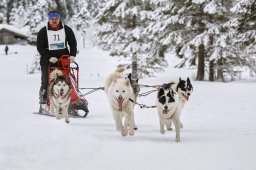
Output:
[0, 44, 255, 170]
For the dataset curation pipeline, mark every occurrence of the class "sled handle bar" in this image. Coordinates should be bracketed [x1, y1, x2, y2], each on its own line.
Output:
[48, 55, 79, 69]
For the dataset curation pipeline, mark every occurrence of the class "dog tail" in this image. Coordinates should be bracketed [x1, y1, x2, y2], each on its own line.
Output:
[104, 67, 126, 93]
[115, 66, 125, 73]
[49, 69, 63, 81]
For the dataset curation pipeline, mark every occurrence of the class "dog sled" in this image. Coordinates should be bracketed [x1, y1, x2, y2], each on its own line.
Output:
[36, 55, 89, 118]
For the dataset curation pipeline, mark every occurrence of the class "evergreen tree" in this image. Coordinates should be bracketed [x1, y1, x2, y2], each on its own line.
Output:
[86, 0, 110, 18]
[96, 0, 167, 78]
[70, 0, 91, 48]
[26, 0, 48, 44]
[230, 0, 256, 74]
[0, 0, 7, 23]
[6, 0, 15, 24]
[149, 0, 237, 81]
[9, 1, 27, 27]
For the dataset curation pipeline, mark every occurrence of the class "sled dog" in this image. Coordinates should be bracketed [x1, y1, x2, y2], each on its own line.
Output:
[127, 73, 139, 130]
[156, 83, 182, 142]
[48, 69, 72, 123]
[158, 78, 193, 137]
[105, 67, 136, 136]
[171, 77, 193, 109]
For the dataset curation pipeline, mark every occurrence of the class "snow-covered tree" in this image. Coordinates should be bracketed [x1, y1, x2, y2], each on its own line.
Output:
[0, 0, 7, 23]
[26, 0, 48, 44]
[96, 0, 167, 78]
[9, 1, 27, 28]
[230, 0, 256, 74]
[70, 0, 92, 48]
[148, 0, 238, 81]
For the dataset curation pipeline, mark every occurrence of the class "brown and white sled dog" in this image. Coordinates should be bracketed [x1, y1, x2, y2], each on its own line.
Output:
[105, 67, 136, 136]
[48, 70, 72, 123]
[156, 83, 182, 142]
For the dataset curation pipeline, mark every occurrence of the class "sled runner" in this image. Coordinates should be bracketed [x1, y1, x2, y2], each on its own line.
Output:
[37, 55, 89, 118]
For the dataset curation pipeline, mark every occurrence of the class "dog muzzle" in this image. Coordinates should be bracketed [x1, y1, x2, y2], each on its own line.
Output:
[163, 109, 169, 114]
[182, 93, 189, 101]
[55, 91, 64, 99]
[116, 96, 124, 111]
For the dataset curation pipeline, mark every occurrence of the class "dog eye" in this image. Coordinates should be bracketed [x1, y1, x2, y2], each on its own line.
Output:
[116, 90, 119, 92]
[122, 90, 125, 93]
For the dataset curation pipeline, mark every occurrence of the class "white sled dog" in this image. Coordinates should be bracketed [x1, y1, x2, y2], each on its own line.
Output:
[48, 70, 72, 123]
[105, 67, 136, 136]
[156, 83, 182, 142]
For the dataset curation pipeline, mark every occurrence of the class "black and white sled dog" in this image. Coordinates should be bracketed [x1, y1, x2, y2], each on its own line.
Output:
[169, 77, 193, 128]
[156, 83, 182, 142]
[48, 70, 72, 123]
[156, 78, 193, 142]
[172, 78, 193, 109]
[105, 67, 137, 136]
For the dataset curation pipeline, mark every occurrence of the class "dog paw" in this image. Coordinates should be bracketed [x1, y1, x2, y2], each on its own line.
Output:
[129, 131, 134, 136]
[175, 136, 180, 142]
[134, 125, 138, 130]
[121, 129, 128, 136]
[167, 127, 172, 131]
[116, 126, 121, 131]
[65, 119, 70, 123]
[160, 130, 165, 134]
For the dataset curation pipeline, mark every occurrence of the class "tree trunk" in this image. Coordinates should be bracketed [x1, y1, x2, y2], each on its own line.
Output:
[196, 44, 205, 81]
[217, 58, 224, 81]
[55, 0, 68, 21]
[83, 36, 85, 48]
[209, 60, 215, 81]
[6, 0, 14, 24]
[131, 52, 138, 80]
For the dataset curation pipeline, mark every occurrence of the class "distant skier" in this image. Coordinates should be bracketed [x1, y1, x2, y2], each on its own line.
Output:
[5, 45, 9, 55]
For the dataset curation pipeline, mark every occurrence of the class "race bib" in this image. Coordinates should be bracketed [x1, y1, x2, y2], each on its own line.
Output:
[47, 24, 66, 50]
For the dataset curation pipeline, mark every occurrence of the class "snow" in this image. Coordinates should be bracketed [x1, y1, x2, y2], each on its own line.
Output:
[0, 44, 256, 170]
[192, 0, 205, 5]
[0, 24, 28, 37]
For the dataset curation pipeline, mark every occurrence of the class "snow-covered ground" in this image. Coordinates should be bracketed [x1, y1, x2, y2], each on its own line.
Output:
[0, 44, 255, 170]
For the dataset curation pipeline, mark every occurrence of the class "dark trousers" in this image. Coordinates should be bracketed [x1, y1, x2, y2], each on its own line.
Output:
[40, 66, 48, 100]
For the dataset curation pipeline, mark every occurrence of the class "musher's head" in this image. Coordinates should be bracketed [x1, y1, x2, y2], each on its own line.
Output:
[48, 10, 61, 29]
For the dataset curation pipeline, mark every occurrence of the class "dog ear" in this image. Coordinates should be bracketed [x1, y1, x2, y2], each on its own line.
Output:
[187, 77, 190, 83]
[128, 73, 132, 80]
[64, 76, 70, 85]
[54, 73, 58, 80]
[179, 77, 181, 82]
[125, 78, 130, 86]
[158, 88, 164, 99]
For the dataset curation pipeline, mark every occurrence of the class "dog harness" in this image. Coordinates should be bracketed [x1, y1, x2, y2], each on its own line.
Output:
[46, 23, 66, 50]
